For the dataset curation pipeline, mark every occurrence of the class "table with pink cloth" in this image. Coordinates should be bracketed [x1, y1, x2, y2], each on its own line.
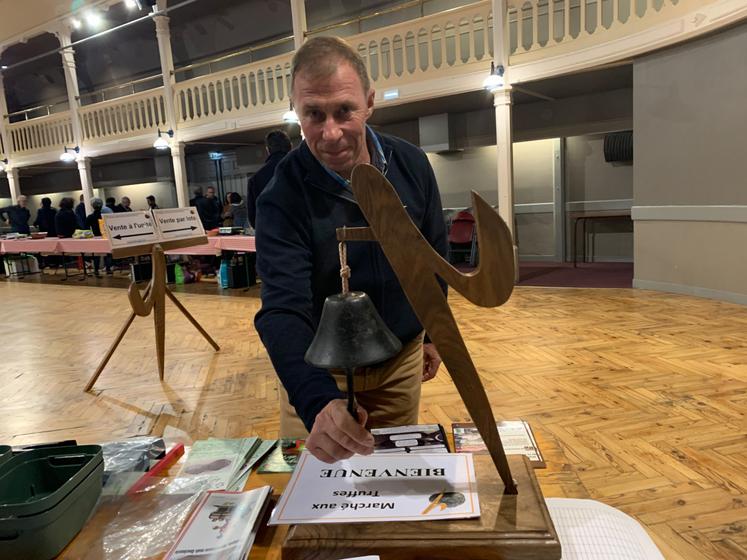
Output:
[0, 236, 256, 255]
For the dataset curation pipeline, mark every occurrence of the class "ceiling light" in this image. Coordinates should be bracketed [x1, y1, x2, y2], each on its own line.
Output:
[482, 62, 505, 92]
[282, 104, 299, 124]
[383, 89, 399, 101]
[125, 0, 139, 9]
[0, 65, 7, 70]
[154, 128, 174, 150]
[60, 146, 80, 163]
[71, 18, 82, 30]
[84, 11, 103, 29]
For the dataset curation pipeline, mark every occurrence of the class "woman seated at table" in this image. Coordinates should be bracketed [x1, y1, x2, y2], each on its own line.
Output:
[55, 197, 78, 238]
[85, 198, 113, 276]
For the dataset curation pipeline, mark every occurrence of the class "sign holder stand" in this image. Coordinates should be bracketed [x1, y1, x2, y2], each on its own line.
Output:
[85, 210, 220, 392]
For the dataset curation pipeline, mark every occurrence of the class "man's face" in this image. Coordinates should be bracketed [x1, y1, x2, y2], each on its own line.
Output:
[292, 61, 375, 179]
[206, 188, 215, 199]
[18, 196, 27, 208]
[122, 197, 131, 208]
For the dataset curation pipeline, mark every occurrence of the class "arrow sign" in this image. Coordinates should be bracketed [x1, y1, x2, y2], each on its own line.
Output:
[153, 208, 206, 241]
[162, 226, 198, 234]
[102, 211, 159, 250]
[113, 232, 158, 240]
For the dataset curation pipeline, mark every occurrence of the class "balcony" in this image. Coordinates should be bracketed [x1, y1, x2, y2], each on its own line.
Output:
[1, 0, 744, 167]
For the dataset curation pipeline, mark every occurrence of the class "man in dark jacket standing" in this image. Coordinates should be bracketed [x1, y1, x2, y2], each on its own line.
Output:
[254, 37, 447, 464]
[196, 186, 222, 230]
[75, 195, 87, 228]
[247, 130, 291, 229]
[33, 197, 57, 236]
[0, 195, 31, 234]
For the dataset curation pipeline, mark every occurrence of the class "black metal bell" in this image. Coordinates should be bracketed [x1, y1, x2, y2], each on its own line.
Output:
[305, 291, 403, 370]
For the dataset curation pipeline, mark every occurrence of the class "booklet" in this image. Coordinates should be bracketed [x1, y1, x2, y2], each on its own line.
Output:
[257, 439, 306, 473]
[372, 424, 450, 454]
[164, 487, 273, 560]
[269, 451, 479, 525]
[166, 437, 262, 493]
[452, 421, 545, 468]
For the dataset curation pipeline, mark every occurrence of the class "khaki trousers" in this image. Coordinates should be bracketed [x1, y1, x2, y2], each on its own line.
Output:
[278, 333, 424, 438]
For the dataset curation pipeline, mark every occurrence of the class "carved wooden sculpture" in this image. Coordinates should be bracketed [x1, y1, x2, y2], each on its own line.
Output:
[284, 164, 560, 559]
[343, 164, 516, 493]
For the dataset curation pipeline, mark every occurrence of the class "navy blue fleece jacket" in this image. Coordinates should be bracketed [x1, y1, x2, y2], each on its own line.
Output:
[254, 132, 448, 431]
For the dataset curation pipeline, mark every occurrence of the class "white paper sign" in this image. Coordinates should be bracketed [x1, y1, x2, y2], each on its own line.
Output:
[102, 211, 158, 250]
[269, 451, 479, 525]
[152, 208, 205, 241]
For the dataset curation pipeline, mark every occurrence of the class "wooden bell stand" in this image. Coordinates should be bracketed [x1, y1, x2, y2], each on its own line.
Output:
[282, 165, 561, 559]
[84, 239, 220, 392]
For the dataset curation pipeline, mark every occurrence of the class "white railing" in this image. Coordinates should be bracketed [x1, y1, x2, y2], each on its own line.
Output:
[175, 52, 293, 124]
[79, 90, 167, 142]
[7, 113, 73, 155]
[507, 0, 713, 59]
[351, 2, 493, 90]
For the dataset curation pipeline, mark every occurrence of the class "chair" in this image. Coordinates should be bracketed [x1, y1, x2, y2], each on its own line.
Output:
[447, 210, 477, 266]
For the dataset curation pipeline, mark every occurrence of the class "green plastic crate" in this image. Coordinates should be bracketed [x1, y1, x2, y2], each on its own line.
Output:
[0, 445, 103, 560]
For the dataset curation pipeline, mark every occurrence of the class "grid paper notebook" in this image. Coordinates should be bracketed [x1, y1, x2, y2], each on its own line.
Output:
[545, 498, 665, 560]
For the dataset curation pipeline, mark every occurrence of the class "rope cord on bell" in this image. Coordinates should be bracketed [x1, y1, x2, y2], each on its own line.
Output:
[338, 240, 351, 294]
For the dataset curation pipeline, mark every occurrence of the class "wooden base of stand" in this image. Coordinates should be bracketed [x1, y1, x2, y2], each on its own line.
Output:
[282, 455, 560, 560]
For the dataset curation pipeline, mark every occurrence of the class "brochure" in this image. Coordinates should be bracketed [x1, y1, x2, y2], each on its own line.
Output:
[164, 487, 272, 560]
[258, 439, 306, 473]
[269, 451, 479, 525]
[166, 437, 262, 493]
[452, 421, 545, 468]
[372, 424, 450, 454]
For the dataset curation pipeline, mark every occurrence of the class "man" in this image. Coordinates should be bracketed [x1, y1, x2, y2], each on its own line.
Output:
[105, 197, 117, 213]
[255, 37, 447, 464]
[75, 194, 87, 227]
[115, 196, 132, 212]
[0, 195, 31, 234]
[196, 186, 222, 230]
[247, 130, 292, 229]
[146, 195, 159, 210]
[33, 197, 57, 237]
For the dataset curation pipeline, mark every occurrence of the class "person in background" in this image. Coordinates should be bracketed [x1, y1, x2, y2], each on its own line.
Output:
[106, 197, 117, 213]
[146, 195, 159, 210]
[196, 186, 222, 230]
[85, 198, 112, 276]
[33, 197, 57, 237]
[190, 187, 202, 207]
[226, 192, 249, 230]
[0, 195, 31, 234]
[247, 129, 292, 229]
[55, 197, 78, 238]
[115, 196, 132, 212]
[75, 194, 87, 227]
[222, 192, 235, 227]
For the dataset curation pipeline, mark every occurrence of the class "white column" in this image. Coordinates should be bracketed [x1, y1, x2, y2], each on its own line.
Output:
[54, 25, 94, 213]
[290, 0, 308, 48]
[171, 142, 189, 208]
[77, 157, 94, 213]
[6, 166, 20, 205]
[0, 72, 12, 161]
[491, 0, 518, 278]
[154, 0, 178, 133]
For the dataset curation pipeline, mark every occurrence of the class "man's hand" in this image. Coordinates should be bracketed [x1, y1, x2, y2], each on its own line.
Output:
[422, 343, 441, 382]
[306, 399, 374, 463]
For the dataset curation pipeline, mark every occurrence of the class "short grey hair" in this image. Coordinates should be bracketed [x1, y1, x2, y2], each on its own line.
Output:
[91, 197, 103, 210]
[291, 36, 371, 95]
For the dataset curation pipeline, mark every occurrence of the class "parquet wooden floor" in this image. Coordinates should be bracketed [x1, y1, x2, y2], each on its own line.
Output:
[1, 280, 746, 559]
